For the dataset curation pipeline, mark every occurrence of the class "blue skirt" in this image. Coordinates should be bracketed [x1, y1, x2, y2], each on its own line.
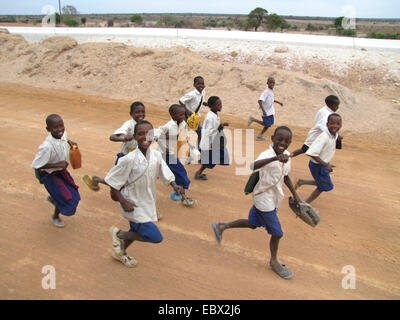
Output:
[40, 170, 80, 216]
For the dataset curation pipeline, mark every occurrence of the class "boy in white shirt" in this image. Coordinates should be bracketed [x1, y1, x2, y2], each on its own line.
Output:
[212, 126, 302, 280]
[295, 113, 342, 204]
[105, 120, 185, 267]
[31, 114, 80, 228]
[109, 101, 145, 164]
[291, 95, 341, 157]
[248, 77, 283, 141]
[155, 104, 196, 206]
[179, 76, 208, 148]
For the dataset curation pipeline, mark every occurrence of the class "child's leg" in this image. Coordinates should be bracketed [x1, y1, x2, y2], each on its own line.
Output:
[215, 219, 256, 239]
[305, 188, 323, 204]
[195, 165, 207, 178]
[92, 175, 107, 187]
[296, 178, 316, 188]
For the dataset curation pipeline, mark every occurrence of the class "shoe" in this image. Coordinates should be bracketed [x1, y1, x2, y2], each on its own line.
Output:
[256, 135, 267, 141]
[52, 216, 65, 228]
[111, 251, 137, 268]
[109, 226, 124, 257]
[195, 172, 208, 180]
[248, 116, 255, 126]
[170, 190, 183, 201]
[182, 197, 196, 207]
[184, 156, 193, 165]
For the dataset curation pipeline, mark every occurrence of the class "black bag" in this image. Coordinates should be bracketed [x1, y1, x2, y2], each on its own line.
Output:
[244, 171, 260, 195]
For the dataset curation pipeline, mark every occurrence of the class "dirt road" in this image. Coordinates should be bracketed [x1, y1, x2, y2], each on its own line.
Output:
[1, 83, 399, 300]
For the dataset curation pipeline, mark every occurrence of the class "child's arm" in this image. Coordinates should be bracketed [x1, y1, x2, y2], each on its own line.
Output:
[110, 186, 137, 212]
[39, 161, 69, 170]
[310, 156, 334, 172]
[110, 133, 134, 142]
[251, 154, 289, 170]
[218, 122, 229, 131]
[170, 181, 185, 195]
[274, 100, 283, 107]
[67, 139, 78, 147]
[284, 175, 301, 203]
[258, 100, 267, 116]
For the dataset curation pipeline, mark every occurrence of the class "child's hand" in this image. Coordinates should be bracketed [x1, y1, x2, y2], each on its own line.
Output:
[174, 185, 185, 195]
[325, 163, 335, 172]
[276, 154, 290, 163]
[58, 161, 69, 169]
[222, 122, 229, 127]
[124, 134, 134, 142]
[68, 140, 78, 148]
[121, 199, 137, 212]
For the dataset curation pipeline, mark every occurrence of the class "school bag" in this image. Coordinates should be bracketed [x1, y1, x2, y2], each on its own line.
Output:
[186, 97, 203, 131]
[244, 171, 260, 195]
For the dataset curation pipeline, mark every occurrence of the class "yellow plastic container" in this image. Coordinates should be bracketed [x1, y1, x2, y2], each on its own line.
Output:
[69, 145, 82, 169]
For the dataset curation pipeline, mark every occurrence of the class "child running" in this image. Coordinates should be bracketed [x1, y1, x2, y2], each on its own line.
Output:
[109, 101, 145, 164]
[212, 126, 301, 280]
[291, 95, 341, 158]
[248, 77, 283, 141]
[105, 120, 185, 267]
[155, 104, 196, 207]
[179, 76, 208, 149]
[195, 96, 230, 181]
[295, 113, 342, 204]
[31, 114, 81, 228]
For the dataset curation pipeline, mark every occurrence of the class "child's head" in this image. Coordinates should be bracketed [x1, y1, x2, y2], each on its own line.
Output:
[133, 120, 154, 153]
[325, 95, 340, 112]
[130, 101, 145, 122]
[169, 104, 186, 124]
[327, 113, 342, 136]
[207, 96, 222, 113]
[193, 76, 205, 93]
[267, 77, 275, 90]
[46, 114, 65, 139]
[271, 126, 292, 155]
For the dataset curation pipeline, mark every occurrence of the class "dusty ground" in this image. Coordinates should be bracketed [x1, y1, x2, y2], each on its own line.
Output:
[0, 82, 399, 300]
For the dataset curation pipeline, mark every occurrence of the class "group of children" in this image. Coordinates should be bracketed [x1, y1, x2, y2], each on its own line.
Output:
[32, 75, 343, 279]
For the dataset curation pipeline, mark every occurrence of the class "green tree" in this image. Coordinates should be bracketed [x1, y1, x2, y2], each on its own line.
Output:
[81, 17, 86, 25]
[334, 16, 344, 28]
[130, 14, 143, 25]
[265, 13, 288, 31]
[247, 7, 268, 31]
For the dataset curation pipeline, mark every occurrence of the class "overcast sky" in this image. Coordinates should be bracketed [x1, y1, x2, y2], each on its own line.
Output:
[1, 0, 399, 18]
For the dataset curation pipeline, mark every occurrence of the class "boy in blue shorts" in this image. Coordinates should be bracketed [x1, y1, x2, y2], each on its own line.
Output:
[295, 113, 342, 204]
[212, 126, 302, 280]
[248, 77, 283, 141]
[105, 120, 185, 267]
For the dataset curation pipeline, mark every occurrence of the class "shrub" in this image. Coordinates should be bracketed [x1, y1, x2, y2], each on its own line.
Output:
[130, 14, 143, 25]
[63, 18, 79, 27]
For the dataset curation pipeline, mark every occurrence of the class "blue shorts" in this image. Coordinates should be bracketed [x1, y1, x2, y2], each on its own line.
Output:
[248, 205, 283, 237]
[165, 154, 190, 189]
[309, 160, 334, 192]
[129, 221, 163, 243]
[262, 115, 274, 127]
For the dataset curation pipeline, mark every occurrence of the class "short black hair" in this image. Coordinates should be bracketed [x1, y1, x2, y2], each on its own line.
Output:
[168, 104, 185, 116]
[273, 126, 292, 137]
[207, 96, 220, 107]
[46, 114, 62, 127]
[325, 95, 340, 108]
[133, 119, 153, 135]
[193, 76, 204, 84]
[327, 113, 342, 122]
[130, 101, 145, 114]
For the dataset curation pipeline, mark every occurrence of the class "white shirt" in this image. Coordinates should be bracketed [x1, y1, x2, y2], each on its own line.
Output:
[258, 88, 275, 117]
[304, 106, 333, 147]
[113, 119, 138, 155]
[199, 110, 220, 151]
[252, 145, 291, 212]
[31, 132, 69, 174]
[155, 119, 189, 155]
[180, 89, 206, 114]
[306, 130, 337, 164]
[104, 148, 175, 223]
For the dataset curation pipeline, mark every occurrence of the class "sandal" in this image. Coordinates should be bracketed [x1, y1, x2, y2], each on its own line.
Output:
[195, 173, 208, 180]
[82, 175, 100, 191]
[182, 197, 196, 207]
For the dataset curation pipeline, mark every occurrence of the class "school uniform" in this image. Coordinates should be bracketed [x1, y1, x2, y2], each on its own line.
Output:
[104, 148, 175, 242]
[258, 87, 275, 127]
[199, 110, 229, 168]
[302, 105, 334, 152]
[249, 145, 291, 237]
[306, 130, 337, 191]
[32, 132, 80, 216]
[154, 119, 191, 189]
[113, 119, 138, 164]
[180, 89, 206, 135]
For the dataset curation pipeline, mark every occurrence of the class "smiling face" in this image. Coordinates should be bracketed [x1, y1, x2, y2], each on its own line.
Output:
[130, 105, 145, 122]
[267, 78, 275, 90]
[134, 123, 154, 154]
[194, 78, 205, 93]
[327, 115, 342, 136]
[211, 98, 222, 113]
[171, 107, 186, 124]
[46, 117, 65, 139]
[271, 129, 292, 155]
